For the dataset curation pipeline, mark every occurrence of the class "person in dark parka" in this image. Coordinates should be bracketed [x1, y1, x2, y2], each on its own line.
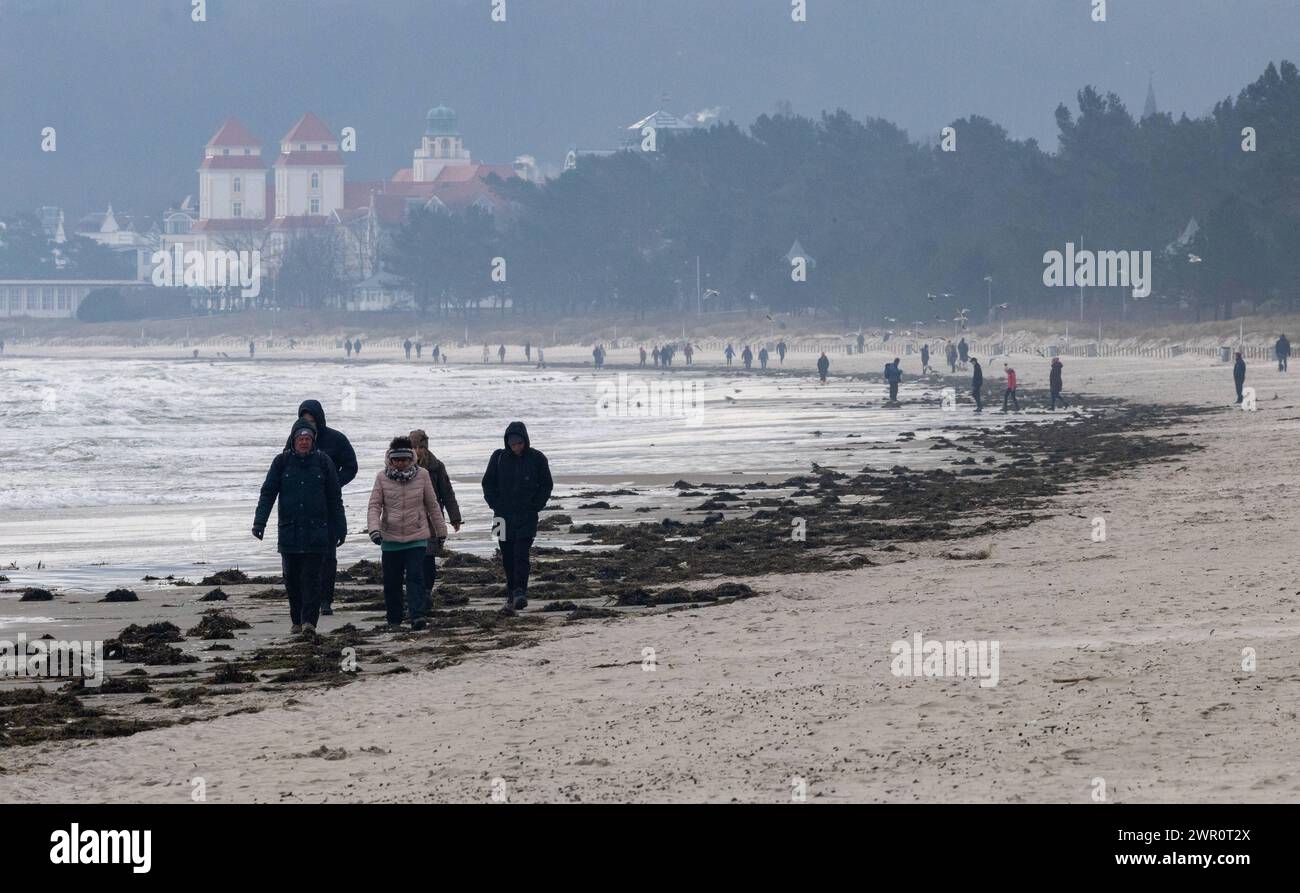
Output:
[1049, 357, 1068, 410]
[1276, 334, 1290, 372]
[970, 357, 983, 412]
[817, 352, 830, 383]
[283, 399, 358, 614]
[254, 419, 347, 634]
[1234, 352, 1247, 404]
[481, 421, 553, 612]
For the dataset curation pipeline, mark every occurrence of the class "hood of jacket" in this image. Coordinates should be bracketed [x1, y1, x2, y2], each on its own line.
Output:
[297, 399, 327, 432]
[288, 418, 318, 454]
[503, 420, 530, 450]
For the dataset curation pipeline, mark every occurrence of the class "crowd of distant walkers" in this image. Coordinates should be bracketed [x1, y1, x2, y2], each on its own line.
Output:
[246, 330, 1290, 635]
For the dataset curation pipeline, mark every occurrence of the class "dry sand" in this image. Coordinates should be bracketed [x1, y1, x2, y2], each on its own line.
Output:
[3, 350, 1297, 803]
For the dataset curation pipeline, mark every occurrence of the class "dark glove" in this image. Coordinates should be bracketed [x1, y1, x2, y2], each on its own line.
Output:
[370, 530, 382, 545]
[436, 537, 447, 552]
[252, 526, 264, 540]
[335, 533, 346, 547]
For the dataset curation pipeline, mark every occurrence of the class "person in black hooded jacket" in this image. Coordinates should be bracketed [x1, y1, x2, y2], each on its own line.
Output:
[482, 421, 553, 612]
[254, 419, 347, 634]
[283, 399, 358, 614]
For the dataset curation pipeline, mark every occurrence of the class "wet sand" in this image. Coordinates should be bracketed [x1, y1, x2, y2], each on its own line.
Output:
[3, 350, 1297, 802]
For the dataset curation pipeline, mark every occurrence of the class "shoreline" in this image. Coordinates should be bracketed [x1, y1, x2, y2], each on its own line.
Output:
[0, 378, 1214, 798]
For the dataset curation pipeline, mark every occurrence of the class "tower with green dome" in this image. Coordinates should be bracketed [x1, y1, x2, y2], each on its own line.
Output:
[414, 103, 472, 181]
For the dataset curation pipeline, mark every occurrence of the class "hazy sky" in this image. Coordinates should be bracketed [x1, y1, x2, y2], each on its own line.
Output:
[2, 0, 1296, 220]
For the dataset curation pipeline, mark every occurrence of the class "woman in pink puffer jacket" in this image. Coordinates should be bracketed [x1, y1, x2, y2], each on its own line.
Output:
[367, 435, 448, 630]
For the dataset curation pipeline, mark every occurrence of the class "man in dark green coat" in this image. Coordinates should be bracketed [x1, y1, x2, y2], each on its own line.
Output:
[254, 419, 347, 634]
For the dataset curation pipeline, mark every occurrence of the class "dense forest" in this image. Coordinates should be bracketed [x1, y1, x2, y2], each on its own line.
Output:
[388, 60, 1300, 324]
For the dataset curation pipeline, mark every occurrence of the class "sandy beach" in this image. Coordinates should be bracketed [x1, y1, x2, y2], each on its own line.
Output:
[2, 346, 1294, 803]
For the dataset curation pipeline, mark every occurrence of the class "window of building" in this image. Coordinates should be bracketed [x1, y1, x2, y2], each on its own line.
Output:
[233, 202, 242, 218]
[244, 148, 251, 155]
[222, 148, 230, 156]
[320, 144, 327, 150]
[57, 288, 69, 310]
[27, 289, 38, 311]
[42, 287, 54, 310]
[310, 172, 319, 190]
[233, 177, 241, 193]
[310, 198, 321, 215]
[299, 143, 306, 150]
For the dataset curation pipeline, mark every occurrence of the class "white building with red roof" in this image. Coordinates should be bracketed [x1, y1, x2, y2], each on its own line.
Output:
[164, 106, 526, 308]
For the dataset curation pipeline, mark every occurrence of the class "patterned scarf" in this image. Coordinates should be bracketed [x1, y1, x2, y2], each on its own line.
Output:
[386, 464, 418, 482]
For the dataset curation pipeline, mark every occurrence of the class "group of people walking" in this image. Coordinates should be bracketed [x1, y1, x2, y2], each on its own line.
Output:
[252, 399, 551, 635]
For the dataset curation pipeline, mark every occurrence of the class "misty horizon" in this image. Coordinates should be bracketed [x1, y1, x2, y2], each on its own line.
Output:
[3, 0, 1298, 219]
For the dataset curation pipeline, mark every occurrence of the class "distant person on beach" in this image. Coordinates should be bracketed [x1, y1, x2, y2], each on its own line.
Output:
[354, 339, 362, 356]
[885, 357, 902, 403]
[759, 346, 769, 369]
[537, 347, 545, 369]
[283, 399, 358, 615]
[958, 338, 969, 367]
[249, 340, 255, 359]
[483, 343, 490, 364]
[498, 344, 506, 364]
[652, 345, 660, 367]
[946, 343, 957, 373]
[1049, 357, 1068, 410]
[592, 345, 602, 368]
[404, 338, 413, 360]
[367, 436, 446, 631]
[663, 344, 674, 366]
[817, 352, 829, 383]
[0, 337, 5, 354]
[1001, 365, 1020, 412]
[345, 339, 352, 358]
[742, 345, 753, 370]
[684, 343, 694, 365]
[857, 333, 866, 354]
[192, 349, 199, 359]
[725, 344, 735, 366]
[416, 341, 423, 359]
[1276, 334, 1290, 372]
[481, 421, 553, 613]
[971, 357, 984, 412]
[1234, 352, 1247, 404]
[253, 418, 346, 636]
[777, 340, 787, 364]
[432, 344, 440, 362]
[525, 341, 531, 362]
[640, 346, 648, 367]
[920, 343, 930, 373]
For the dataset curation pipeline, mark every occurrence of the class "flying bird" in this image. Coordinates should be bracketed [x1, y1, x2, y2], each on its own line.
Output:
[1187, 254, 1202, 264]
[996, 303, 1009, 311]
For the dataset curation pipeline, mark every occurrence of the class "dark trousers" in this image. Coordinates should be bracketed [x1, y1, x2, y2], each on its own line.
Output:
[888, 381, 899, 402]
[422, 552, 437, 598]
[320, 541, 337, 608]
[1051, 389, 1067, 410]
[1003, 388, 1019, 411]
[973, 385, 983, 411]
[282, 552, 326, 627]
[499, 536, 534, 596]
[382, 547, 428, 624]
[1235, 379, 1245, 403]
[1279, 356, 1288, 372]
